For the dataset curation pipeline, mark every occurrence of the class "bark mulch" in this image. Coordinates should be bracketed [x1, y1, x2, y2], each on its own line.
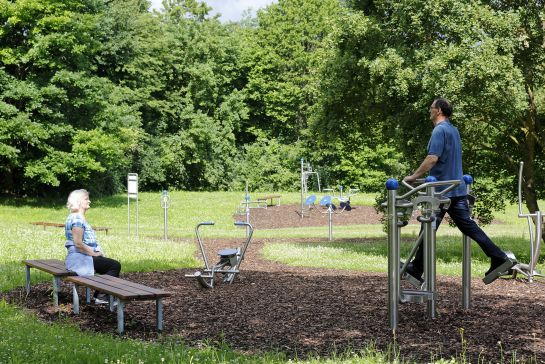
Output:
[3, 204, 543, 363]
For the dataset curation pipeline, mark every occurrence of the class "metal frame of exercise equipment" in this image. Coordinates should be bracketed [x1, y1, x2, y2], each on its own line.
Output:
[513, 161, 544, 282]
[185, 221, 254, 288]
[300, 158, 321, 218]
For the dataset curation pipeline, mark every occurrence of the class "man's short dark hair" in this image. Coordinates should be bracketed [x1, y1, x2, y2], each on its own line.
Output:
[433, 98, 452, 117]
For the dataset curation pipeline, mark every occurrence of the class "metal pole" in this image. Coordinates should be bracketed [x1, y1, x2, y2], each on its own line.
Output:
[425, 185, 437, 319]
[386, 179, 400, 331]
[136, 194, 139, 239]
[127, 190, 130, 237]
[300, 158, 304, 218]
[532, 210, 542, 275]
[245, 180, 250, 238]
[163, 190, 168, 241]
[462, 174, 473, 309]
[328, 205, 333, 241]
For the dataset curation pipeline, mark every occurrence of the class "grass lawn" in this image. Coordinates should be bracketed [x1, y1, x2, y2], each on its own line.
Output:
[0, 191, 542, 363]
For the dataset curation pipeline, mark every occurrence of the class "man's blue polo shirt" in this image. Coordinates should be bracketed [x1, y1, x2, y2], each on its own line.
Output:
[427, 120, 466, 197]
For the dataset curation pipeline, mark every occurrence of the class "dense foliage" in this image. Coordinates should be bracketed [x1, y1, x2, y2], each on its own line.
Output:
[0, 0, 543, 222]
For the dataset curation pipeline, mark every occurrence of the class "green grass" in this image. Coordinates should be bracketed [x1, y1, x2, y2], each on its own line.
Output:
[262, 235, 543, 277]
[0, 191, 542, 363]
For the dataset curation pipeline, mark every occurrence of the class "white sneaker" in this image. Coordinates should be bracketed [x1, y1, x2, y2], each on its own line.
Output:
[94, 297, 108, 305]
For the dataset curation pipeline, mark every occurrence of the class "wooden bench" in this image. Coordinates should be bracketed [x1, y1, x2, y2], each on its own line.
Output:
[22, 259, 76, 307]
[31, 221, 111, 235]
[257, 194, 282, 207]
[65, 275, 171, 334]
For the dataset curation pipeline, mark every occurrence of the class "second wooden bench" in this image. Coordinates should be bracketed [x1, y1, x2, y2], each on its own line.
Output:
[65, 275, 171, 334]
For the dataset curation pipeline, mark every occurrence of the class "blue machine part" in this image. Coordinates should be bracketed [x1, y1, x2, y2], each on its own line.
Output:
[305, 195, 317, 205]
[319, 195, 332, 206]
[425, 176, 437, 183]
[463, 174, 473, 185]
[385, 178, 399, 190]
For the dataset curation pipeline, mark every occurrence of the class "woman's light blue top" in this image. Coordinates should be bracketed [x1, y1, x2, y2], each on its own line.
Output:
[64, 213, 102, 276]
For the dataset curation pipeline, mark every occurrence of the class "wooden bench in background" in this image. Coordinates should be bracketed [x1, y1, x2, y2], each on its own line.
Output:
[65, 275, 171, 334]
[31, 221, 111, 234]
[22, 259, 76, 307]
[257, 194, 282, 207]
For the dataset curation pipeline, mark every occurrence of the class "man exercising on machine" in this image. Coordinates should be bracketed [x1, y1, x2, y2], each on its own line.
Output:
[403, 97, 515, 284]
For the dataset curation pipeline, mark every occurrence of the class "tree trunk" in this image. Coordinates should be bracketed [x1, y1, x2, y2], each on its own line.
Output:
[520, 85, 544, 244]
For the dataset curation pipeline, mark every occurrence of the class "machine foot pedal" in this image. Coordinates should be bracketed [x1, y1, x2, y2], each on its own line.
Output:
[483, 257, 516, 285]
[400, 289, 434, 303]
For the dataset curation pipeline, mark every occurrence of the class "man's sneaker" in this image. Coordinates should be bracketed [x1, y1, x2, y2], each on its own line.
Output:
[483, 257, 516, 285]
[94, 297, 108, 305]
[400, 261, 423, 285]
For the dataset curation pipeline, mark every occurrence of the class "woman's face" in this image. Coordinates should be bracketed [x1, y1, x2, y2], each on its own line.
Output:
[79, 194, 91, 211]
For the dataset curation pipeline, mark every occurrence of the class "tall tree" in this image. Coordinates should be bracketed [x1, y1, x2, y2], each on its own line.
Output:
[313, 0, 544, 230]
[242, 0, 341, 143]
[0, 0, 140, 195]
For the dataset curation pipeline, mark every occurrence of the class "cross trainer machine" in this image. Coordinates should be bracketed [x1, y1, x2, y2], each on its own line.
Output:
[385, 176, 461, 330]
[385, 175, 519, 330]
[512, 161, 544, 282]
[185, 221, 254, 288]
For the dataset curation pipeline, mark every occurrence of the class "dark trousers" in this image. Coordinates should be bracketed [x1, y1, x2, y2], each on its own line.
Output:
[92, 256, 121, 277]
[91, 256, 121, 298]
[413, 195, 507, 271]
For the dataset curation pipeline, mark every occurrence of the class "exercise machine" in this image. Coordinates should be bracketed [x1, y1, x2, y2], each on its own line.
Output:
[512, 161, 544, 282]
[300, 158, 321, 218]
[185, 221, 254, 288]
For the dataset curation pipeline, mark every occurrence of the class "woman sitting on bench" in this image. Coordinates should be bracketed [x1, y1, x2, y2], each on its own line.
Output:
[65, 189, 121, 304]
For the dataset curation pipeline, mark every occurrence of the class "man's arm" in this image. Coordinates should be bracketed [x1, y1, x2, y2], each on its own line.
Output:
[403, 155, 439, 183]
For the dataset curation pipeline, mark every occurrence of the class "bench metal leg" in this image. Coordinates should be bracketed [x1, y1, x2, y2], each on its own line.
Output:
[52, 276, 61, 307]
[72, 284, 80, 314]
[109, 295, 114, 312]
[85, 288, 91, 304]
[156, 298, 164, 331]
[117, 300, 125, 334]
[25, 266, 31, 294]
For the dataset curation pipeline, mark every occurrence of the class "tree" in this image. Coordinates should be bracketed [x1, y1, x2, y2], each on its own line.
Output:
[313, 0, 544, 235]
[0, 0, 140, 196]
[241, 0, 341, 143]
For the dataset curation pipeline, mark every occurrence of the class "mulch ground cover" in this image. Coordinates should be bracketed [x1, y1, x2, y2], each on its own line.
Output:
[3, 204, 544, 363]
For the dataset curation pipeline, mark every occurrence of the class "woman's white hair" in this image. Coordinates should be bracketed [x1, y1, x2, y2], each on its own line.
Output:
[66, 189, 89, 212]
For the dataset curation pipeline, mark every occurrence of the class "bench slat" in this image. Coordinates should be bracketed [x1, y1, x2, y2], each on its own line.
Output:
[66, 276, 149, 300]
[23, 259, 74, 276]
[99, 275, 170, 296]
[66, 276, 170, 300]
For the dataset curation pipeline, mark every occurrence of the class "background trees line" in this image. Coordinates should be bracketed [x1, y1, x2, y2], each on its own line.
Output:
[0, 0, 543, 215]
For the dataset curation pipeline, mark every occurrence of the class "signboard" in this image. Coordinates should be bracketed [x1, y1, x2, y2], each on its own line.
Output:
[128, 173, 138, 197]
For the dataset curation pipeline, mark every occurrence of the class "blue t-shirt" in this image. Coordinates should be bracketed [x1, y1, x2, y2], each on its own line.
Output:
[427, 120, 466, 197]
[64, 213, 101, 276]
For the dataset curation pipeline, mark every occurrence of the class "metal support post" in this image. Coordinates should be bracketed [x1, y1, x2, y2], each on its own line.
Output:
[52, 276, 60, 307]
[25, 266, 31, 294]
[72, 284, 80, 314]
[117, 300, 125, 334]
[300, 158, 304, 218]
[386, 178, 400, 331]
[462, 174, 473, 309]
[328, 205, 333, 241]
[161, 190, 171, 241]
[156, 298, 164, 331]
[423, 185, 437, 319]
